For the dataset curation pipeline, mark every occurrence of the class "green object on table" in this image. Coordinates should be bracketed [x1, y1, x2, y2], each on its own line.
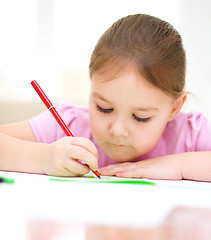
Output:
[49, 176, 155, 185]
[0, 176, 15, 184]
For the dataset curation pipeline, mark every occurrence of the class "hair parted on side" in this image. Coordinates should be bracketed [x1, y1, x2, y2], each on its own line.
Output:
[89, 14, 186, 98]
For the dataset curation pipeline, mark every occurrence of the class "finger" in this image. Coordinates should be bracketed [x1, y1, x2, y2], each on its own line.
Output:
[68, 144, 98, 171]
[100, 162, 131, 171]
[99, 165, 118, 176]
[50, 166, 83, 177]
[63, 159, 90, 176]
[100, 162, 132, 175]
[52, 160, 90, 177]
[69, 137, 98, 159]
[116, 167, 155, 179]
[53, 168, 80, 177]
[116, 170, 141, 178]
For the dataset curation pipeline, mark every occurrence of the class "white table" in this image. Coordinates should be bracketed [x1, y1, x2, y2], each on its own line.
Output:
[1, 171, 211, 239]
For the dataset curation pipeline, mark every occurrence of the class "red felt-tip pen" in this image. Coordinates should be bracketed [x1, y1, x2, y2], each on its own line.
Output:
[31, 80, 101, 179]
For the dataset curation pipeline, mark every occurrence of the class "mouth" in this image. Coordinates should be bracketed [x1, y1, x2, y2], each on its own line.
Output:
[111, 143, 126, 147]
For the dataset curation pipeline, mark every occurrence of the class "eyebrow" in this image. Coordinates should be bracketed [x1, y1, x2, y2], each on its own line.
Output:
[134, 107, 159, 112]
[92, 92, 159, 112]
[92, 92, 112, 104]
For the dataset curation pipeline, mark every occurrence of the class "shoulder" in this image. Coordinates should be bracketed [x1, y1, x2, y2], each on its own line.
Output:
[168, 111, 211, 151]
[56, 100, 89, 122]
[170, 111, 210, 131]
[143, 111, 211, 157]
[29, 100, 91, 143]
[56, 100, 90, 137]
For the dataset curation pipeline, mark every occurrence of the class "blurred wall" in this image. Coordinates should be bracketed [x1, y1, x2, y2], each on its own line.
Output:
[179, 0, 211, 119]
[0, 101, 44, 124]
[0, 0, 211, 124]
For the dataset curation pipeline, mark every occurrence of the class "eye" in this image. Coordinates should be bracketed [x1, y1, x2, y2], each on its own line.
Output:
[132, 114, 151, 123]
[96, 104, 113, 113]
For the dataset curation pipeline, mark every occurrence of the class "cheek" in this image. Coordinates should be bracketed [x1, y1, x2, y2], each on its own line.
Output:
[133, 119, 168, 151]
[133, 128, 158, 150]
[89, 110, 106, 141]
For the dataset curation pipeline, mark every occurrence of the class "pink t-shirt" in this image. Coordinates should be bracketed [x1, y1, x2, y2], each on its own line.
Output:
[29, 100, 211, 168]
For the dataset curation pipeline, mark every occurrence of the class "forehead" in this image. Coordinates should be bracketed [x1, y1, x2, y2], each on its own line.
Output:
[91, 65, 173, 107]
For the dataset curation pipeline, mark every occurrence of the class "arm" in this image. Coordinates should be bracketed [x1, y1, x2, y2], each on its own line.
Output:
[0, 121, 47, 173]
[0, 121, 98, 176]
[100, 152, 211, 182]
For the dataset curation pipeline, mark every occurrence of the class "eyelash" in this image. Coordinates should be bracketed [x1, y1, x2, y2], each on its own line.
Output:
[96, 104, 113, 113]
[96, 105, 151, 123]
[132, 114, 151, 123]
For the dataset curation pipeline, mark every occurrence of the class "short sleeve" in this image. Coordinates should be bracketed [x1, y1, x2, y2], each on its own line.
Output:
[29, 101, 91, 143]
[185, 111, 211, 151]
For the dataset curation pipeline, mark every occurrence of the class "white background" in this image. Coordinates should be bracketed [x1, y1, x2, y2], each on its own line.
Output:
[0, 0, 211, 121]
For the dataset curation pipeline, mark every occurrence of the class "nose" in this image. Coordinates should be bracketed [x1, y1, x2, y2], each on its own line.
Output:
[108, 117, 129, 137]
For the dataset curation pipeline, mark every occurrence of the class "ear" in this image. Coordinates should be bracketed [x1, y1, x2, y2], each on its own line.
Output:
[168, 92, 187, 121]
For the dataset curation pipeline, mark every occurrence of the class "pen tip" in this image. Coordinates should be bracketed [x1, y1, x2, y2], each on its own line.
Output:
[92, 170, 101, 179]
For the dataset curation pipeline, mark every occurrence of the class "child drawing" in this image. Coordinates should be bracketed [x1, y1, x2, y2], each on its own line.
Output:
[1, 14, 211, 181]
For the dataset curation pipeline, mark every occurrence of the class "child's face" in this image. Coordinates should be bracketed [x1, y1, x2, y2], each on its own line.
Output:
[89, 65, 176, 162]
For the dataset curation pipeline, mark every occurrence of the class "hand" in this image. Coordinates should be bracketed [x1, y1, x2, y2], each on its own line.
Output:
[43, 137, 98, 177]
[100, 155, 183, 180]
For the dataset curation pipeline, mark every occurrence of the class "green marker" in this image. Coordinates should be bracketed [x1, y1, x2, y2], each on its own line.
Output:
[0, 176, 15, 184]
[49, 176, 155, 186]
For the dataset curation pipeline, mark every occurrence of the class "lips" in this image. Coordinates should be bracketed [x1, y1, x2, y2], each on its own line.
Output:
[112, 143, 126, 147]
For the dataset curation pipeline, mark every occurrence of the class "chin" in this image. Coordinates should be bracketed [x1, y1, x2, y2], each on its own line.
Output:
[107, 153, 137, 163]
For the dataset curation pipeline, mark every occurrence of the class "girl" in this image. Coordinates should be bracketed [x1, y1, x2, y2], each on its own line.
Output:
[1, 14, 211, 181]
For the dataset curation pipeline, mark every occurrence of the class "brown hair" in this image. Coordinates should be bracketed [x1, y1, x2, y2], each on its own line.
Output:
[89, 14, 186, 98]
